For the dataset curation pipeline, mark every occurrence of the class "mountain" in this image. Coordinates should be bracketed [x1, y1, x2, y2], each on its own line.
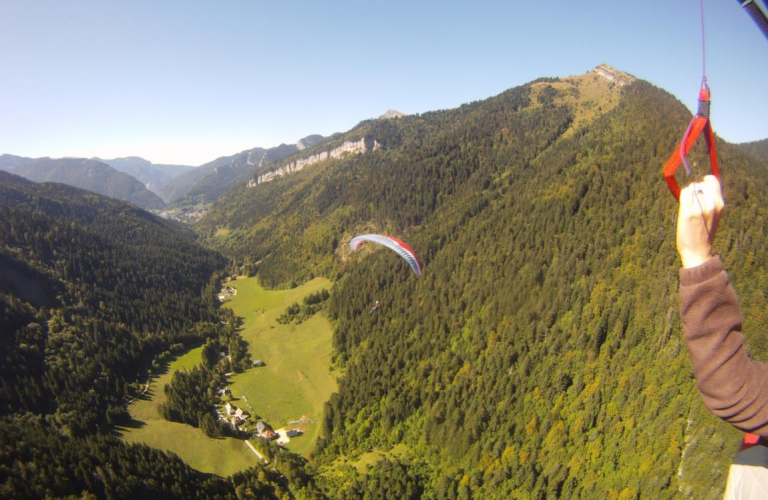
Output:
[379, 109, 406, 119]
[166, 134, 332, 207]
[738, 138, 768, 161]
[96, 156, 195, 201]
[0, 171, 314, 499]
[199, 66, 768, 498]
[0, 155, 166, 210]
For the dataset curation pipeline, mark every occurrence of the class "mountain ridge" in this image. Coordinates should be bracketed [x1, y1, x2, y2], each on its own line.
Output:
[198, 67, 768, 498]
[0, 155, 166, 210]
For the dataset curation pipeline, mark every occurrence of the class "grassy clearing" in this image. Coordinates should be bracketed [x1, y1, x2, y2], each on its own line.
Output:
[120, 346, 260, 476]
[316, 444, 412, 480]
[223, 277, 337, 457]
[351, 444, 411, 472]
[120, 277, 336, 471]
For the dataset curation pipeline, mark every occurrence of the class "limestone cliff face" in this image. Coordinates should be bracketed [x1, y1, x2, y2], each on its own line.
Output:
[593, 64, 634, 87]
[250, 137, 380, 186]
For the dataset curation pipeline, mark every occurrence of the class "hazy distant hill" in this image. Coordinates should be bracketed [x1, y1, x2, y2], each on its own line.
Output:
[166, 134, 331, 206]
[96, 156, 195, 201]
[738, 138, 768, 161]
[199, 66, 768, 498]
[0, 155, 166, 210]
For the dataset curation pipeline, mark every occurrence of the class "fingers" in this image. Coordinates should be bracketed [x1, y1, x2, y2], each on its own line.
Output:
[679, 175, 724, 215]
[676, 175, 724, 269]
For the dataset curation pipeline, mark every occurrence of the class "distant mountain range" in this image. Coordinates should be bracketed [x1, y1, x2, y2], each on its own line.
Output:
[0, 155, 166, 210]
[95, 156, 195, 201]
[1, 134, 335, 212]
[165, 134, 333, 207]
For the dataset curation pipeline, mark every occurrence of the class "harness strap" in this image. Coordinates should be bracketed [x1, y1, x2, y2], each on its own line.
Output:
[663, 86, 719, 199]
[741, 432, 768, 451]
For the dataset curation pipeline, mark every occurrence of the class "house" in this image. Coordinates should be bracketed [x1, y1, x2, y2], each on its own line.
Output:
[234, 407, 250, 420]
[255, 421, 278, 440]
[262, 429, 278, 440]
[286, 429, 303, 438]
[225, 403, 236, 416]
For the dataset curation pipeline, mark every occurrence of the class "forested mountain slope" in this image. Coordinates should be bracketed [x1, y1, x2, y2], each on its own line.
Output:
[0, 156, 166, 210]
[199, 69, 768, 498]
[738, 137, 768, 162]
[0, 173, 306, 499]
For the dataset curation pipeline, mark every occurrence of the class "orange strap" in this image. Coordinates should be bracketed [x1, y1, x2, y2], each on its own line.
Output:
[663, 88, 719, 199]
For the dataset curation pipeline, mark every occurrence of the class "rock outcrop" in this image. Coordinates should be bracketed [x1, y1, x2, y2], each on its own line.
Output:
[593, 64, 634, 87]
[251, 137, 380, 186]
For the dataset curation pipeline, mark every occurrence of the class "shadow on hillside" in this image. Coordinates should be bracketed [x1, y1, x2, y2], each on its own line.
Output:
[110, 419, 147, 437]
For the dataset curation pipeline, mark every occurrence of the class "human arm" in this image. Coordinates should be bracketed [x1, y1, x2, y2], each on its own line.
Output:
[677, 176, 768, 435]
[680, 259, 768, 435]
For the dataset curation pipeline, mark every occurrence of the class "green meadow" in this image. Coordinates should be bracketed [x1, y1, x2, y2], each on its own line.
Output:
[120, 346, 260, 476]
[223, 277, 337, 457]
[120, 277, 337, 474]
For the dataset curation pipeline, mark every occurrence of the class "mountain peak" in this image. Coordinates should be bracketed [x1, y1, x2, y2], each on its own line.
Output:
[525, 65, 636, 139]
[592, 64, 634, 86]
[379, 109, 405, 119]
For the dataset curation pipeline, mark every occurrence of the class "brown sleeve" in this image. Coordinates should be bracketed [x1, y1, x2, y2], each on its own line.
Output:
[680, 257, 768, 435]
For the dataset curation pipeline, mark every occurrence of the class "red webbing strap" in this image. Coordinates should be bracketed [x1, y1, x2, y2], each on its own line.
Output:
[741, 432, 766, 452]
[663, 88, 719, 199]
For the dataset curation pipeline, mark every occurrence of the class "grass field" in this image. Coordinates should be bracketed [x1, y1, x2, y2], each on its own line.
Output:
[223, 277, 337, 457]
[120, 276, 337, 474]
[120, 346, 262, 476]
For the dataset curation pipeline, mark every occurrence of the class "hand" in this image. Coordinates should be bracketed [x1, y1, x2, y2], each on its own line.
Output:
[676, 175, 724, 269]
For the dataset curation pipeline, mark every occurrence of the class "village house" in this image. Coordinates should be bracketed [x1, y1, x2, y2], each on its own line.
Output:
[256, 421, 277, 440]
[234, 407, 250, 420]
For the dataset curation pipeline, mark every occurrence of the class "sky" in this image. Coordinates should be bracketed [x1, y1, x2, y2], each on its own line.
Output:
[2, 0, 767, 167]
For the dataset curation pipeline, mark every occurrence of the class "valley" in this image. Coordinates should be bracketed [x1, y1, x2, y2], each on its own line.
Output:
[3, 64, 768, 499]
[120, 346, 259, 477]
[120, 276, 336, 473]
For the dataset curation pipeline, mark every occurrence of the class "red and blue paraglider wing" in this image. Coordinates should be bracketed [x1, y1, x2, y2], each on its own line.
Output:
[349, 234, 422, 276]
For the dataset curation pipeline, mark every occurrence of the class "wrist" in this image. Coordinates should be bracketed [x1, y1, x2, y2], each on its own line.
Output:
[680, 251, 713, 269]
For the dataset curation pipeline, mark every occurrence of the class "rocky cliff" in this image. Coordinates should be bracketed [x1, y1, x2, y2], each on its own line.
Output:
[250, 137, 380, 186]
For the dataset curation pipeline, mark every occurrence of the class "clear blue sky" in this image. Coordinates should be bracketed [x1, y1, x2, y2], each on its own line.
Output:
[2, 0, 767, 166]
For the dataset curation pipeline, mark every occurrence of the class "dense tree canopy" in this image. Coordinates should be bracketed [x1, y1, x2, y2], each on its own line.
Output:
[0, 174, 311, 499]
[4, 69, 768, 499]
[201, 75, 768, 499]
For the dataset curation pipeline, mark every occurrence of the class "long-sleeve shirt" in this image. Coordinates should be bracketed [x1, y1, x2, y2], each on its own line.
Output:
[680, 257, 768, 436]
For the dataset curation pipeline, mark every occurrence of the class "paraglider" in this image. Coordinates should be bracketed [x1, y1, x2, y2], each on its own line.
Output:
[349, 234, 422, 276]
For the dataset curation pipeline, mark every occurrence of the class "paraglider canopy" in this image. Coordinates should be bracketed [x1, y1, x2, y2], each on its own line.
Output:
[349, 234, 422, 276]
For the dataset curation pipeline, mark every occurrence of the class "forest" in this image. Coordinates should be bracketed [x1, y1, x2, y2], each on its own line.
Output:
[0, 173, 320, 499]
[201, 75, 768, 499]
[3, 70, 768, 499]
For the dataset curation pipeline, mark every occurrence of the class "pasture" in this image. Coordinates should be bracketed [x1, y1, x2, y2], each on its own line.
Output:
[223, 277, 337, 457]
[120, 276, 337, 474]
